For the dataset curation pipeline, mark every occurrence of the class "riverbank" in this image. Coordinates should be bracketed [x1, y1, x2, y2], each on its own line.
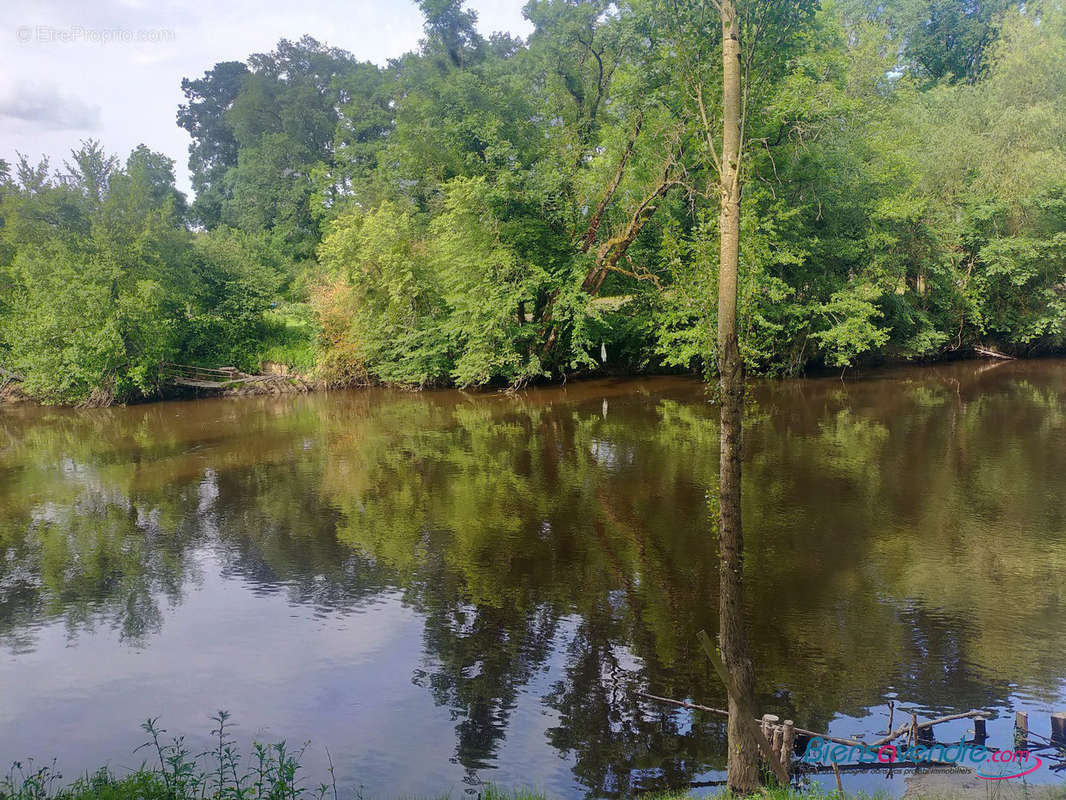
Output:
[6, 713, 1066, 800]
[0, 348, 1048, 409]
[7, 757, 1066, 800]
[13, 762, 1066, 800]
[0, 368, 320, 407]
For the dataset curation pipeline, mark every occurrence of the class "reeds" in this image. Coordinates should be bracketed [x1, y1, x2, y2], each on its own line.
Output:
[1, 712, 325, 800]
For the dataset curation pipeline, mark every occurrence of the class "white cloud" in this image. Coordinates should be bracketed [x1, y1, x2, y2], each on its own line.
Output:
[0, 81, 102, 130]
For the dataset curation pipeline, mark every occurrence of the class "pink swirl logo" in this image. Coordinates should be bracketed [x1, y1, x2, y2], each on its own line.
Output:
[975, 751, 1042, 780]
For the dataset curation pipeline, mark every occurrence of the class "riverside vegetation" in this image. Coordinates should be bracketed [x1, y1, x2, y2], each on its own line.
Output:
[0, 713, 871, 800]
[2, 0, 1066, 405]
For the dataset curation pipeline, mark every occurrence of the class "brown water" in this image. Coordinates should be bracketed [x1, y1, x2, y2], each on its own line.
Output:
[2, 362, 1066, 797]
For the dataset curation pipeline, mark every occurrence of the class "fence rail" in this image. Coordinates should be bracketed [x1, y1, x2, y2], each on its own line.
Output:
[160, 363, 310, 393]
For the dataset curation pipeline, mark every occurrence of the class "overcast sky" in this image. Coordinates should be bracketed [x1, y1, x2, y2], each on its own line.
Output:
[1, 0, 532, 195]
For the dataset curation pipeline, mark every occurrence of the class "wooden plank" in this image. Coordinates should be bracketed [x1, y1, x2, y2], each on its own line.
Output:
[173, 378, 229, 388]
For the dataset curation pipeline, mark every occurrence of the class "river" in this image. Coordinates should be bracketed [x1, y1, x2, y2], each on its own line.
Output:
[2, 361, 1065, 796]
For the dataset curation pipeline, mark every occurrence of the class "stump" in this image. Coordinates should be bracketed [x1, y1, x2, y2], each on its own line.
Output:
[1052, 712, 1066, 746]
[1015, 711, 1029, 747]
[973, 715, 987, 743]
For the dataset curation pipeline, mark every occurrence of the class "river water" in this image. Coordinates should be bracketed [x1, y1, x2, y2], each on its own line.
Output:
[2, 362, 1066, 796]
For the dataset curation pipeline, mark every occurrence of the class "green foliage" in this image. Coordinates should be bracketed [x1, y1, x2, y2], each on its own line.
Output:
[0, 144, 301, 404]
[6, 0, 1066, 402]
[0, 144, 191, 404]
[813, 284, 891, 367]
[178, 61, 249, 228]
[255, 304, 318, 372]
[881, 0, 1019, 85]
[315, 178, 549, 387]
[182, 227, 286, 370]
[1, 714, 320, 800]
[0, 714, 575, 800]
[315, 200, 448, 385]
[428, 177, 547, 386]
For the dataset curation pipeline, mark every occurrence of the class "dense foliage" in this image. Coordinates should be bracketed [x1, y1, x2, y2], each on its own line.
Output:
[2, 0, 1066, 403]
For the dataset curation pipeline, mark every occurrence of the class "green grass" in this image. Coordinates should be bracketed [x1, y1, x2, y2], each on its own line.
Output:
[645, 792, 883, 800]
[255, 304, 318, 373]
[0, 713, 888, 800]
[0, 770, 880, 800]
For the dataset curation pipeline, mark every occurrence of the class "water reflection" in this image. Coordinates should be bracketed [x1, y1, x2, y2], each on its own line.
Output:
[2, 362, 1066, 796]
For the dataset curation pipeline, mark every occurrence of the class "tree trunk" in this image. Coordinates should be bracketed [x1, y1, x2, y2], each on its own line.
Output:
[717, 0, 760, 793]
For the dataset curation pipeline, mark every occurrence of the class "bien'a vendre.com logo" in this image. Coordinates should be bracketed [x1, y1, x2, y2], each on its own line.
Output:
[801, 738, 1043, 780]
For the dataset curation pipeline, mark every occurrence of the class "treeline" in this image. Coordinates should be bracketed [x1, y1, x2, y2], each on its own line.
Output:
[3, 0, 1066, 404]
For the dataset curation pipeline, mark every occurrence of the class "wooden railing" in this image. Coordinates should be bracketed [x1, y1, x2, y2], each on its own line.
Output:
[161, 363, 249, 388]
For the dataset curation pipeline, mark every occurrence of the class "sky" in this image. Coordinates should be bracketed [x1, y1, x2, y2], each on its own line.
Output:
[1, 0, 532, 195]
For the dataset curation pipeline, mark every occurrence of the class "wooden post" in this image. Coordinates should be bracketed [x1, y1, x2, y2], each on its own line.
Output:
[910, 712, 919, 748]
[762, 713, 779, 743]
[918, 721, 935, 744]
[1051, 712, 1066, 745]
[1015, 711, 1029, 747]
[973, 715, 987, 743]
[781, 720, 795, 778]
[771, 725, 784, 763]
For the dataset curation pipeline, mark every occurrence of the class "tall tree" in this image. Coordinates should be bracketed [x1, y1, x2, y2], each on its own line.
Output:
[713, 0, 760, 789]
[898, 0, 1018, 84]
[418, 0, 485, 69]
[704, 0, 815, 789]
[177, 61, 249, 227]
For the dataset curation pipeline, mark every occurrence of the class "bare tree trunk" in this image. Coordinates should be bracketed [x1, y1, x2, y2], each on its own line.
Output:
[717, 0, 760, 792]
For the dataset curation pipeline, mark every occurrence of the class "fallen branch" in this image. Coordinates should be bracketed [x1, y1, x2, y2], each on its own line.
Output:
[915, 710, 988, 731]
[866, 723, 914, 749]
[974, 345, 1015, 360]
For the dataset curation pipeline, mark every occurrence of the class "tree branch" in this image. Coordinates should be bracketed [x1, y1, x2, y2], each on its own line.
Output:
[585, 158, 682, 294]
[580, 112, 644, 253]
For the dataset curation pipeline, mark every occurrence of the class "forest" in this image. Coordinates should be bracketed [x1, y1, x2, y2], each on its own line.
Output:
[2, 0, 1066, 405]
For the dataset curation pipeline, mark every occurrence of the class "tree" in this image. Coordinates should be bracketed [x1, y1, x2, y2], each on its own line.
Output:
[893, 0, 1018, 84]
[418, 0, 485, 69]
[0, 141, 288, 404]
[61, 139, 118, 203]
[1, 142, 190, 405]
[177, 61, 250, 227]
[704, 0, 814, 790]
[711, 0, 761, 790]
